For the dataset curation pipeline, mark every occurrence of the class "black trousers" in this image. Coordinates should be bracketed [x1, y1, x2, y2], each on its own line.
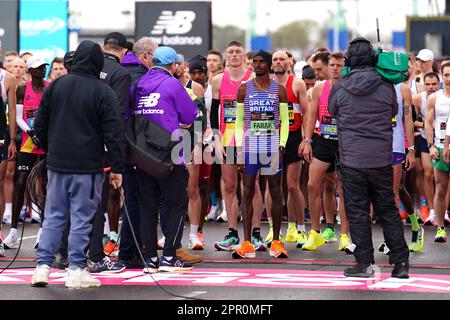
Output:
[340, 165, 409, 265]
[136, 165, 188, 258]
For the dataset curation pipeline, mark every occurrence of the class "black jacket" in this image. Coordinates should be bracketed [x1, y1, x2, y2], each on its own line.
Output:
[100, 53, 132, 117]
[35, 40, 125, 174]
[328, 68, 398, 169]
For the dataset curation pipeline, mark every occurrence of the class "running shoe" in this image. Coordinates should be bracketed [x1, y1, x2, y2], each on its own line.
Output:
[391, 261, 409, 279]
[143, 258, 159, 274]
[344, 243, 356, 255]
[3, 231, 19, 249]
[176, 248, 203, 264]
[252, 234, 267, 251]
[424, 210, 436, 226]
[53, 253, 69, 270]
[409, 225, 425, 252]
[269, 240, 288, 258]
[378, 242, 390, 255]
[103, 240, 119, 257]
[0, 241, 5, 257]
[87, 257, 126, 274]
[31, 211, 41, 224]
[445, 212, 450, 226]
[188, 232, 204, 250]
[419, 205, 430, 223]
[232, 240, 256, 259]
[216, 209, 228, 223]
[159, 256, 193, 272]
[322, 227, 337, 243]
[206, 204, 219, 221]
[285, 226, 298, 243]
[31, 264, 51, 287]
[302, 230, 325, 251]
[65, 268, 101, 288]
[197, 231, 204, 245]
[264, 228, 283, 243]
[214, 233, 239, 251]
[338, 233, 351, 251]
[344, 263, 374, 278]
[434, 228, 447, 243]
[157, 236, 165, 250]
[296, 231, 307, 249]
[2, 213, 11, 225]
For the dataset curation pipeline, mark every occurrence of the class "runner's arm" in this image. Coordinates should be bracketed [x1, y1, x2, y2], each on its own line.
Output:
[412, 94, 424, 130]
[401, 85, 414, 149]
[279, 84, 289, 148]
[304, 83, 322, 139]
[425, 94, 436, 147]
[295, 78, 309, 138]
[6, 73, 17, 139]
[15, 104, 31, 132]
[235, 84, 246, 148]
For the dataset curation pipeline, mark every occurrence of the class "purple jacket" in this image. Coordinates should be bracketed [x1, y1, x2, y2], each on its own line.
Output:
[132, 67, 197, 134]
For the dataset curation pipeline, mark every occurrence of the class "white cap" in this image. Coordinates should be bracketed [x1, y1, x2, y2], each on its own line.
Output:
[416, 49, 434, 62]
[293, 61, 308, 78]
[26, 56, 48, 69]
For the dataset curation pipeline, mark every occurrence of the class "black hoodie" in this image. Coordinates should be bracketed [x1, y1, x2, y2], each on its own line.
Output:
[328, 68, 398, 168]
[35, 40, 125, 174]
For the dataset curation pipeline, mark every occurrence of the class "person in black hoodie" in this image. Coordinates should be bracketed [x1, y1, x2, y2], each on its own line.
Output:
[31, 40, 124, 289]
[328, 37, 410, 279]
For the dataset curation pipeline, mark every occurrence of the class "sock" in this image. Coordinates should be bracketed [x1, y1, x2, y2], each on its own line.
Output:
[150, 257, 158, 263]
[252, 228, 261, 237]
[288, 222, 296, 230]
[209, 192, 217, 207]
[103, 213, 110, 235]
[268, 218, 273, 228]
[420, 197, 427, 207]
[297, 224, 306, 233]
[164, 256, 173, 261]
[409, 213, 420, 232]
[326, 223, 334, 231]
[109, 231, 119, 243]
[4, 203, 12, 216]
[229, 228, 238, 237]
[190, 224, 199, 235]
[9, 228, 17, 237]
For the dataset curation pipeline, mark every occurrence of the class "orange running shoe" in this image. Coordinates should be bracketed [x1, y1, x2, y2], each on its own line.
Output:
[104, 240, 119, 257]
[232, 240, 255, 259]
[269, 240, 288, 258]
[420, 205, 430, 223]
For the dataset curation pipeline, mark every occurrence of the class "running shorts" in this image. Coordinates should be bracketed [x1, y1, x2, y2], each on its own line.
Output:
[431, 146, 450, 174]
[312, 133, 338, 173]
[283, 129, 302, 166]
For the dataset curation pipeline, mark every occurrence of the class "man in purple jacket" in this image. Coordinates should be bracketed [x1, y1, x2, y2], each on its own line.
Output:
[132, 46, 198, 273]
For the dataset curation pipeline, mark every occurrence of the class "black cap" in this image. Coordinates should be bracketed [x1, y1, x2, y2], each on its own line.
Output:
[189, 55, 207, 74]
[346, 37, 376, 68]
[63, 51, 75, 64]
[104, 32, 128, 49]
[253, 49, 272, 69]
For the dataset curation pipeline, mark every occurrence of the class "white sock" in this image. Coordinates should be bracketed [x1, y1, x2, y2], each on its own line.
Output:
[190, 224, 199, 235]
[165, 256, 173, 261]
[103, 213, 110, 235]
[4, 203, 12, 216]
[430, 209, 435, 216]
[297, 224, 306, 233]
[9, 228, 17, 237]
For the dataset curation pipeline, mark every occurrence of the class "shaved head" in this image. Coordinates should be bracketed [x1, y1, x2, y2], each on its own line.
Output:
[272, 50, 289, 74]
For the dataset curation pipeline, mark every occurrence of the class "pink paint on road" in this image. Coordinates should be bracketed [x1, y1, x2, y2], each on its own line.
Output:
[2, 267, 450, 293]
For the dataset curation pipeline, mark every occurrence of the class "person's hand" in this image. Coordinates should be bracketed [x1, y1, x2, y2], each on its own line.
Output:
[300, 141, 313, 163]
[443, 147, 450, 163]
[191, 143, 202, 164]
[430, 145, 439, 161]
[203, 127, 213, 145]
[404, 151, 416, 170]
[214, 138, 226, 160]
[7, 141, 17, 161]
[27, 129, 40, 148]
[109, 173, 122, 189]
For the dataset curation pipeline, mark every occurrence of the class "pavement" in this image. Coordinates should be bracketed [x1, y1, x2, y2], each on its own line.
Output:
[1, 219, 450, 302]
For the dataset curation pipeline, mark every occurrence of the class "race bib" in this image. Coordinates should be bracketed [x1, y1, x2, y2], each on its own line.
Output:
[26, 109, 37, 129]
[223, 100, 236, 124]
[440, 122, 447, 144]
[250, 111, 275, 136]
[288, 103, 295, 127]
[321, 116, 337, 140]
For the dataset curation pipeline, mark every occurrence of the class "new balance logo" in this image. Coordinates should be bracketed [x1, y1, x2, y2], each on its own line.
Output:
[151, 11, 196, 35]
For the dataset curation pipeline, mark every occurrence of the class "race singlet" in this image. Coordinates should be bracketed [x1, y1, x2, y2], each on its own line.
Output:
[317, 80, 337, 140]
[285, 75, 301, 131]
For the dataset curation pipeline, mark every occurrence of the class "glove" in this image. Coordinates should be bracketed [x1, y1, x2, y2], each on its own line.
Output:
[27, 129, 41, 148]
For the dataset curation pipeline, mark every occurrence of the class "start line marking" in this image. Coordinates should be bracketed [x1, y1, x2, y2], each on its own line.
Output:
[1, 267, 450, 294]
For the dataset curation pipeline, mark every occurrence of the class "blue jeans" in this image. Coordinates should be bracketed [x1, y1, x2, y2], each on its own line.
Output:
[36, 170, 103, 269]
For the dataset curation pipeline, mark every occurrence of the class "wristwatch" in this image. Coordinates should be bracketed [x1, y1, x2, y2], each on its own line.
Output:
[304, 137, 313, 144]
[427, 142, 434, 149]
[408, 145, 415, 152]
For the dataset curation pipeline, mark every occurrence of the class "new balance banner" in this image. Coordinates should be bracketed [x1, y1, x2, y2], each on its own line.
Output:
[135, 1, 212, 60]
[0, 0, 19, 52]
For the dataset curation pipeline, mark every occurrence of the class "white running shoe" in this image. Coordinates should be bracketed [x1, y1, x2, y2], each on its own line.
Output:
[35, 228, 42, 249]
[0, 241, 6, 257]
[445, 211, 450, 225]
[3, 229, 19, 249]
[188, 233, 204, 250]
[424, 211, 437, 226]
[31, 264, 51, 287]
[2, 213, 11, 225]
[216, 209, 228, 223]
[31, 210, 42, 224]
[206, 204, 219, 221]
[157, 236, 165, 250]
[65, 268, 101, 289]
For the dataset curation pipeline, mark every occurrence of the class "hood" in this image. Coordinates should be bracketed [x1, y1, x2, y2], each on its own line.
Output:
[339, 68, 384, 96]
[121, 51, 148, 70]
[71, 40, 104, 78]
[137, 67, 172, 94]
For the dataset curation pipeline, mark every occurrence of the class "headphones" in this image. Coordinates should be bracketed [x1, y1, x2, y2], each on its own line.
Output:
[344, 37, 378, 68]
